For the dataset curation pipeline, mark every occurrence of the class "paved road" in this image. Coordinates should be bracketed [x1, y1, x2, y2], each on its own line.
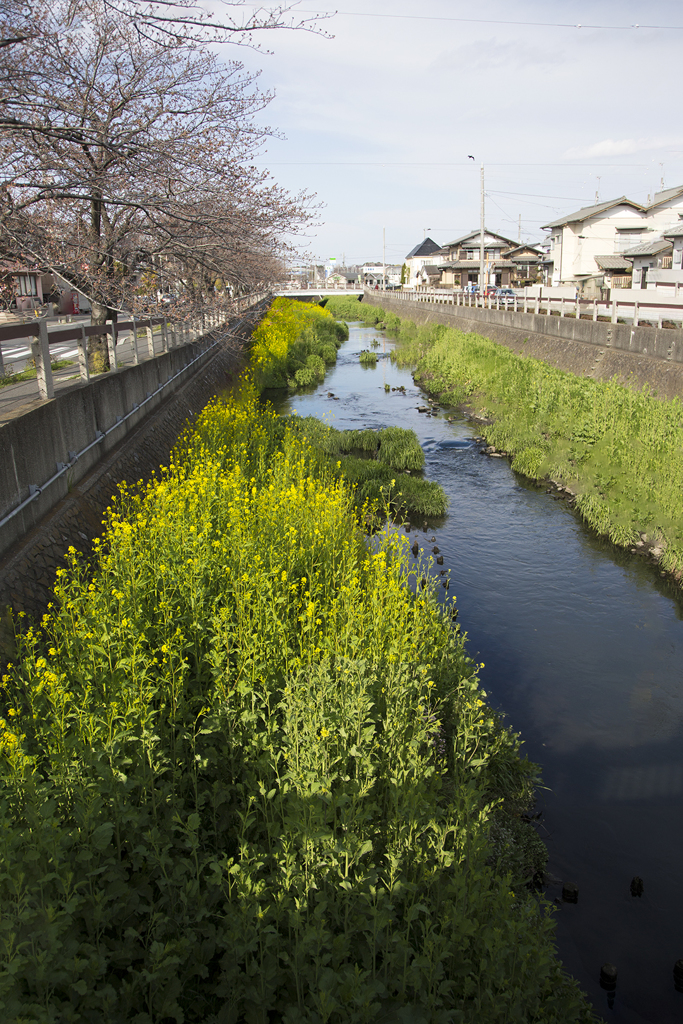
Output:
[0, 322, 171, 424]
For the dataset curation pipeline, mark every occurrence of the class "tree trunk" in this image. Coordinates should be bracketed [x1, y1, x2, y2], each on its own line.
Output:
[89, 299, 110, 372]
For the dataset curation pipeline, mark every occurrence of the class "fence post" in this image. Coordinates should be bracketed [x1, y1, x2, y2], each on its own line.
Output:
[131, 316, 139, 365]
[161, 319, 169, 353]
[633, 302, 639, 328]
[146, 321, 155, 358]
[593, 300, 598, 321]
[575, 295, 580, 319]
[0, 339, 4, 377]
[78, 325, 90, 381]
[560, 297, 565, 317]
[524, 293, 528, 314]
[535, 295, 540, 314]
[32, 319, 54, 400]
[107, 323, 118, 370]
[611, 300, 617, 324]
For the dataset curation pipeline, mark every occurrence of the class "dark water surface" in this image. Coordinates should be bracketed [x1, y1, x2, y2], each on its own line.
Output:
[271, 323, 683, 1023]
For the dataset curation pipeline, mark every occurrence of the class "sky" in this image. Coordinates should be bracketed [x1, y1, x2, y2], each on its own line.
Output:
[219, 0, 683, 267]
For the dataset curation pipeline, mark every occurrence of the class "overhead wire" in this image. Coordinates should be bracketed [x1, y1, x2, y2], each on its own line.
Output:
[297, 9, 683, 31]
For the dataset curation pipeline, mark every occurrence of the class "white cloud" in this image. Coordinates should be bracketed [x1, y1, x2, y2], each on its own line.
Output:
[564, 137, 683, 159]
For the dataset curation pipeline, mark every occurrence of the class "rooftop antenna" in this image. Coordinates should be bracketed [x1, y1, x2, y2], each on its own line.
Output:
[595, 176, 601, 204]
[518, 213, 521, 243]
[660, 163, 665, 189]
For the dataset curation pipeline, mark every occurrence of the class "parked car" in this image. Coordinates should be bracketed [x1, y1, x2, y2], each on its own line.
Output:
[484, 285, 498, 297]
[494, 288, 518, 305]
[463, 283, 479, 294]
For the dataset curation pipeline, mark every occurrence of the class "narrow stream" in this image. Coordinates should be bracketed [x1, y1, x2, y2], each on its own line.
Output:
[270, 322, 683, 1024]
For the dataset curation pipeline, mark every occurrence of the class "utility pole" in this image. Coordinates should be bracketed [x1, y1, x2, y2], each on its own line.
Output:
[383, 227, 386, 291]
[479, 163, 485, 296]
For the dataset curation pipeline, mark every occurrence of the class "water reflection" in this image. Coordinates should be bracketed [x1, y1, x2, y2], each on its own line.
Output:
[273, 323, 683, 1023]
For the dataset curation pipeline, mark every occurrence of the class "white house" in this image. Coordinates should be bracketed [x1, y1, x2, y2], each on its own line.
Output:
[542, 185, 683, 291]
[403, 238, 442, 288]
[623, 238, 673, 290]
[543, 197, 647, 288]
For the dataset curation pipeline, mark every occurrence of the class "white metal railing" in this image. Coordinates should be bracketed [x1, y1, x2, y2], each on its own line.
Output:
[370, 287, 683, 328]
[0, 293, 268, 402]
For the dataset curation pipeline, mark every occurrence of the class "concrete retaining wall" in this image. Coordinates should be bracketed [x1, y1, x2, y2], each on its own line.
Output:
[0, 301, 269, 619]
[363, 294, 683, 400]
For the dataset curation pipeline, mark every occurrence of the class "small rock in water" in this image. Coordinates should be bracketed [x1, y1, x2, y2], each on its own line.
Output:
[411, 541, 419, 557]
[405, 522, 411, 532]
[674, 959, 683, 992]
[599, 963, 617, 990]
[562, 882, 579, 904]
[630, 876, 644, 898]
[436, 555, 444, 565]
[432, 545, 440, 554]
[430, 536, 436, 542]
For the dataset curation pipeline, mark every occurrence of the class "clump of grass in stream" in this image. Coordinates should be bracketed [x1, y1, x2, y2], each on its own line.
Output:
[252, 296, 347, 390]
[379, 307, 683, 576]
[325, 295, 403, 333]
[359, 348, 377, 366]
[377, 425, 425, 471]
[284, 416, 441, 519]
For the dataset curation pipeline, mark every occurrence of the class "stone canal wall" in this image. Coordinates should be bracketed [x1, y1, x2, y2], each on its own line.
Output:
[0, 300, 269, 621]
[362, 293, 683, 400]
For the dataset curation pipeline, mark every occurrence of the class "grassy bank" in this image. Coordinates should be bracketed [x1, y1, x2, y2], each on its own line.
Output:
[0, 304, 597, 1022]
[352, 300, 683, 577]
[253, 296, 348, 389]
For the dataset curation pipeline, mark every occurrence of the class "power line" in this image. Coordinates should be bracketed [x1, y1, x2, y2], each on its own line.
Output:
[257, 161, 652, 167]
[299, 9, 683, 31]
[489, 190, 587, 201]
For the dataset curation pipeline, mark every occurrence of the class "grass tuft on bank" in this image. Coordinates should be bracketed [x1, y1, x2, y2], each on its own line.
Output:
[253, 296, 348, 390]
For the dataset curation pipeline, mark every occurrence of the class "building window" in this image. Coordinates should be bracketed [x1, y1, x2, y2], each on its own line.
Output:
[16, 274, 38, 296]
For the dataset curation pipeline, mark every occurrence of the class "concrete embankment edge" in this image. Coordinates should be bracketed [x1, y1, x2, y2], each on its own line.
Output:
[362, 294, 683, 400]
[0, 301, 269, 620]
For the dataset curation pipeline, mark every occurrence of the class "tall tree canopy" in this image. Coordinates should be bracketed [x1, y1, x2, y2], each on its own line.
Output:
[0, 0, 319, 320]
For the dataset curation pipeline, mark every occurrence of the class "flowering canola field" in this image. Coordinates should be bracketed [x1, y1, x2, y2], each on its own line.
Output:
[0, 304, 597, 1022]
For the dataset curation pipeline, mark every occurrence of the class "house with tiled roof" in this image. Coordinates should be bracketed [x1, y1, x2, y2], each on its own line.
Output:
[663, 226, 683, 287]
[434, 229, 520, 289]
[622, 238, 673, 290]
[542, 197, 648, 287]
[593, 254, 632, 290]
[542, 185, 683, 290]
